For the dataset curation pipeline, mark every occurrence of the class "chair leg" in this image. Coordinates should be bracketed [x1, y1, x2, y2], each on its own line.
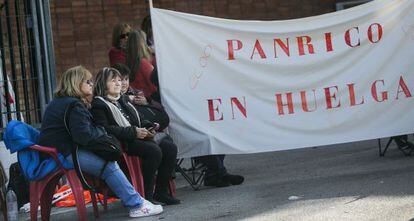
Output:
[102, 189, 108, 212]
[30, 183, 41, 221]
[40, 178, 60, 221]
[66, 171, 87, 221]
[134, 159, 145, 197]
[168, 180, 176, 197]
[123, 156, 139, 192]
[90, 191, 99, 218]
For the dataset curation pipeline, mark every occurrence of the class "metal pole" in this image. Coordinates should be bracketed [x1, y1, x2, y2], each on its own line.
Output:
[30, 0, 47, 117]
[15, 0, 31, 123]
[23, 0, 41, 122]
[5, 0, 21, 120]
[36, 0, 53, 102]
[0, 14, 11, 123]
[42, 0, 56, 95]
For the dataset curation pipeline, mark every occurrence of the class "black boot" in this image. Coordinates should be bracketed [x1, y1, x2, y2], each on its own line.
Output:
[153, 192, 181, 205]
[222, 173, 244, 185]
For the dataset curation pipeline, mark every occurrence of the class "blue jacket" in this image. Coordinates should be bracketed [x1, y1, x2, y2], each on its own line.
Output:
[3, 120, 72, 181]
[38, 96, 107, 156]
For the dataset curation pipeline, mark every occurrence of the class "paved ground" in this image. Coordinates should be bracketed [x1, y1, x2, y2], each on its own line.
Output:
[20, 139, 414, 221]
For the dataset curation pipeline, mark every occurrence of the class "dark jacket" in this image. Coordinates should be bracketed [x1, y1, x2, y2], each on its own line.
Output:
[91, 95, 143, 142]
[38, 96, 106, 156]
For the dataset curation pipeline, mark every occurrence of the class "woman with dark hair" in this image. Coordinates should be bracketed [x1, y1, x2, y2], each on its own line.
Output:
[125, 30, 158, 100]
[109, 22, 132, 66]
[38, 66, 162, 218]
[91, 67, 180, 205]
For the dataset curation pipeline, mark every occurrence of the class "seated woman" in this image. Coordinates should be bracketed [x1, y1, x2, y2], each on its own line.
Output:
[91, 67, 180, 205]
[38, 66, 162, 218]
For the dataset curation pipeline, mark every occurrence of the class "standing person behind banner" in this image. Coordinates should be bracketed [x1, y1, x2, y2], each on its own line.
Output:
[141, 15, 161, 103]
[109, 22, 132, 66]
[141, 15, 154, 51]
[125, 30, 160, 102]
[38, 66, 163, 218]
[91, 67, 180, 205]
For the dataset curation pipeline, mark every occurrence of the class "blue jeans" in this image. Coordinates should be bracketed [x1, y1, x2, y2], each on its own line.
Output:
[65, 150, 143, 209]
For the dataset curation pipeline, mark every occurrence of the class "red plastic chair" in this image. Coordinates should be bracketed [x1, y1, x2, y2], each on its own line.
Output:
[122, 153, 176, 198]
[122, 153, 145, 196]
[28, 145, 100, 221]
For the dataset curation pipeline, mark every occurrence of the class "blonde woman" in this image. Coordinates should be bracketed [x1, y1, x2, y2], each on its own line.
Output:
[38, 66, 162, 218]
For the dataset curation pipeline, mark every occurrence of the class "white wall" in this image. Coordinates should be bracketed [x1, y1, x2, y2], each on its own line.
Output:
[0, 141, 17, 181]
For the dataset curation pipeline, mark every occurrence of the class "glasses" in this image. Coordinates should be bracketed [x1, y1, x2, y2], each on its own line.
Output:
[119, 32, 129, 39]
[84, 80, 94, 85]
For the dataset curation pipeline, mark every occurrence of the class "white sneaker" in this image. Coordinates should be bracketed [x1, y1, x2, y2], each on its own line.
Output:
[129, 199, 163, 218]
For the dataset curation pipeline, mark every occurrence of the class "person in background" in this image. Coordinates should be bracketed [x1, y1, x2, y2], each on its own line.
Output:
[109, 22, 132, 66]
[141, 15, 154, 50]
[91, 67, 180, 205]
[38, 66, 162, 218]
[125, 30, 159, 101]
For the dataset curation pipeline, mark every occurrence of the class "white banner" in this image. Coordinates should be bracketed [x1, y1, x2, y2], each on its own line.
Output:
[151, 0, 414, 158]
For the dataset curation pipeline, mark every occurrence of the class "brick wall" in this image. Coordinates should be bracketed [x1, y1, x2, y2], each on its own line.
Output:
[50, 0, 355, 78]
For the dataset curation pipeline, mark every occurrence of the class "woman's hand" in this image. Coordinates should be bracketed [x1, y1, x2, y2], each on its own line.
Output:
[132, 95, 148, 105]
[135, 127, 149, 139]
[146, 129, 156, 138]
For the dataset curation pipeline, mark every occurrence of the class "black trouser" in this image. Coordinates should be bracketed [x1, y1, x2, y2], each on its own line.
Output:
[126, 136, 177, 199]
[194, 154, 227, 178]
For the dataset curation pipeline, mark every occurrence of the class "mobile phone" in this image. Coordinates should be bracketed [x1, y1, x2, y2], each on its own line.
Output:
[146, 123, 160, 132]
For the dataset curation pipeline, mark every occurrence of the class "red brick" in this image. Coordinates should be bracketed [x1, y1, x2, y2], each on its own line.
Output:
[51, 0, 342, 79]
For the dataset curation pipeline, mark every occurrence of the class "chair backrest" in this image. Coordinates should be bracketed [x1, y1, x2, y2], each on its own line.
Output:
[3, 121, 72, 181]
[3, 120, 39, 153]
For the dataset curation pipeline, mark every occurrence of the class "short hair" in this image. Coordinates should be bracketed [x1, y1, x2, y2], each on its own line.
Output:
[94, 67, 122, 97]
[111, 22, 132, 48]
[55, 65, 92, 99]
[112, 63, 131, 77]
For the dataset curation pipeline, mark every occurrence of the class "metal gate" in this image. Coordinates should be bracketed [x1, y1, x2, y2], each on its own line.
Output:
[0, 0, 55, 134]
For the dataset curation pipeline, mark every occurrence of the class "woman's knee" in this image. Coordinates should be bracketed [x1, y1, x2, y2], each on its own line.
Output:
[101, 161, 121, 179]
[160, 139, 178, 159]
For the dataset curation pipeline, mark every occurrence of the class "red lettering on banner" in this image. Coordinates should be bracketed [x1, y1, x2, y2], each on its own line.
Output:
[345, 27, 361, 47]
[324, 86, 341, 109]
[297, 36, 315, 56]
[325, 32, 334, 52]
[207, 98, 223, 121]
[225, 23, 384, 61]
[368, 23, 383, 43]
[273, 38, 290, 57]
[347, 83, 365, 106]
[250, 39, 267, 59]
[227, 39, 243, 60]
[230, 97, 247, 119]
[275, 93, 294, 115]
[396, 76, 412, 99]
[300, 90, 317, 112]
[371, 80, 388, 102]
